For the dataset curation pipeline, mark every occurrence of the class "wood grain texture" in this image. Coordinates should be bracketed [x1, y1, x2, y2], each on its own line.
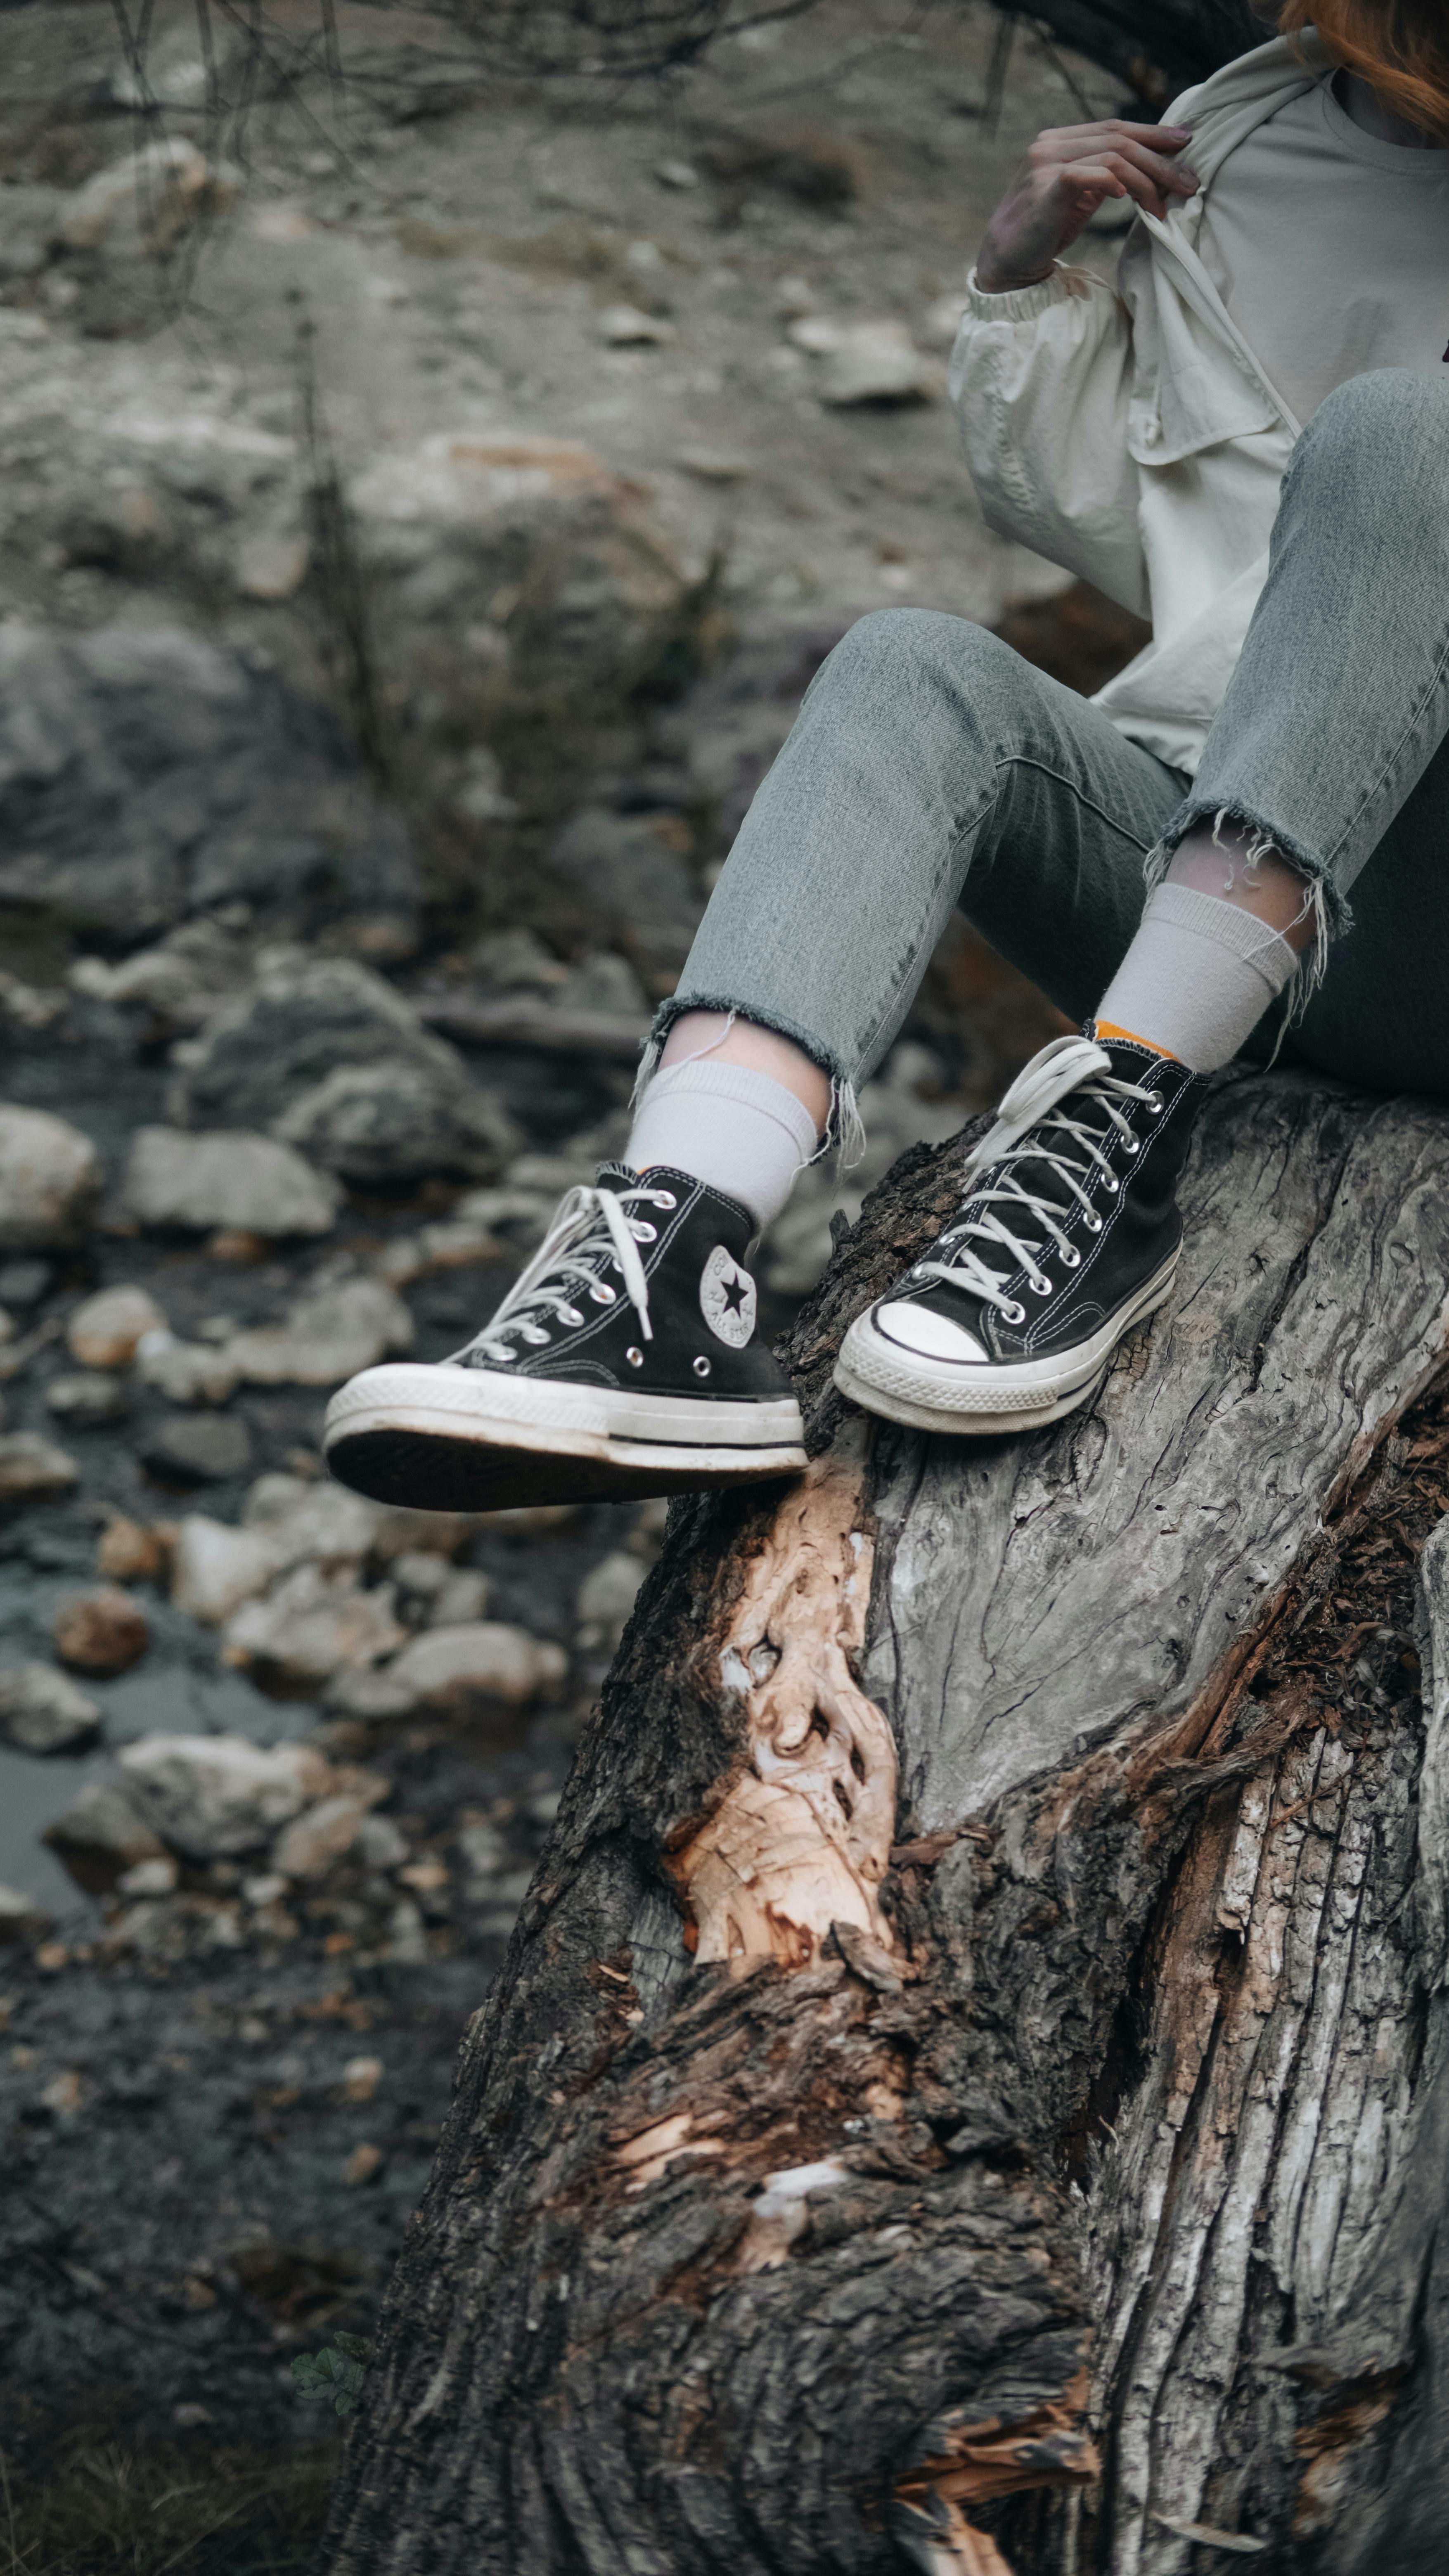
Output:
[325, 1069, 1449, 2576]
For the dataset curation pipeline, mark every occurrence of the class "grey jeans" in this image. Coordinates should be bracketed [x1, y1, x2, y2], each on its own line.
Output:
[661, 368, 1449, 1105]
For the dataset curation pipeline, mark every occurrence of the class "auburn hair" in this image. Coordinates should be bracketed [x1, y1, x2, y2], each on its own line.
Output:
[1278, 2, 1449, 137]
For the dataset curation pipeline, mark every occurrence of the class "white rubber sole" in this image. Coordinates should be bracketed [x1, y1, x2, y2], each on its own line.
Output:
[322, 1362, 806, 1513]
[832, 1252, 1179, 1437]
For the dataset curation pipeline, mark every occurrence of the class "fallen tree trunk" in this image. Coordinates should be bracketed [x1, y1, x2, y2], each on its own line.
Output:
[327, 1066, 1449, 2576]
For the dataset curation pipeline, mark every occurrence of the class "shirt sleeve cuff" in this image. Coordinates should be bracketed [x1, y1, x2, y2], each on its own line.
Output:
[965, 262, 1072, 322]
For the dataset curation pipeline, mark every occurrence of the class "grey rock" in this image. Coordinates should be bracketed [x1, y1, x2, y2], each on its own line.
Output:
[0, 1107, 104, 1251]
[0, 624, 419, 952]
[69, 919, 253, 1037]
[45, 1370, 131, 1427]
[384, 1622, 568, 1710]
[43, 1776, 166, 1891]
[0, 1432, 80, 1506]
[0, 1662, 102, 1754]
[0, 1883, 53, 1944]
[140, 1413, 253, 1484]
[356, 1812, 409, 1872]
[117, 1732, 333, 1861]
[0, 1260, 51, 1308]
[222, 1565, 405, 1687]
[67, 1283, 167, 1368]
[575, 1548, 647, 1653]
[225, 1276, 413, 1388]
[545, 807, 703, 987]
[122, 1127, 341, 1238]
[169, 955, 517, 1185]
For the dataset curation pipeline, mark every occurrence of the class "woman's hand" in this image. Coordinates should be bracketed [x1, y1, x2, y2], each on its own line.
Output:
[975, 119, 1199, 294]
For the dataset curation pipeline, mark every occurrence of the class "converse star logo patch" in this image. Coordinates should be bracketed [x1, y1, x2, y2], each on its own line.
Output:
[699, 1243, 756, 1349]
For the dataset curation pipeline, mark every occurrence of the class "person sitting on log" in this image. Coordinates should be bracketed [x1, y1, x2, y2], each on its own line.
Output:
[324, 0, 1449, 1516]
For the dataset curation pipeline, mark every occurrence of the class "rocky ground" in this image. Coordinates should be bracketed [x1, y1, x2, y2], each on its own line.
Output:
[0, 5, 1145, 2566]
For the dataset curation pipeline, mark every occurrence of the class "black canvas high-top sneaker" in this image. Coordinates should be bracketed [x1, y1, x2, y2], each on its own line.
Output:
[323, 1165, 805, 1512]
[834, 1030, 1207, 1437]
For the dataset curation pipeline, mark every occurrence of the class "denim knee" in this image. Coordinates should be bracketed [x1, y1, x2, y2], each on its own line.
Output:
[801, 605, 1013, 713]
[1287, 368, 1449, 515]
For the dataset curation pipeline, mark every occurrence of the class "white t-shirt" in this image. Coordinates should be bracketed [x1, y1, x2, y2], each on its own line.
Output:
[1196, 71, 1449, 424]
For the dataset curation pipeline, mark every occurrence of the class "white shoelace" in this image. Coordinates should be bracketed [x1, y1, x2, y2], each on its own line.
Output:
[912, 1034, 1165, 1321]
[452, 1181, 675, 1365]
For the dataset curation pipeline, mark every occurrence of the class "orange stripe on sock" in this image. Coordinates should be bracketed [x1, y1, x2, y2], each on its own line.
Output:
[1094, 1019, 1179, 1061]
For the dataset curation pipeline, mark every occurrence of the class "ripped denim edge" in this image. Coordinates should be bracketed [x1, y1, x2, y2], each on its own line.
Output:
[1144, 800, 1351, 1029]
[636, 991, 867, 1175]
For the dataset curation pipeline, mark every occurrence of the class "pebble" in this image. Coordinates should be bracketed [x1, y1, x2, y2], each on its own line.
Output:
[116, 1855, 179, 1898]
[788, 315, 942, 406]
[140, 1412, 253, 1484]
[52, 1584, 151, 1677]
[355, 1813, 408, 1872]
[0, 1259, 51, 1309]
[134, 1331, 242, 1407]
[0, 1106, 104, 1250]
[97, 1515, 170, 1583]
[241, 1474, 381, 1570]
[223, 1276, 414, 1388]
[598, 304, 676, 345]
[66, 1283, 167, 1369]
[117, 1733, 334, 1861]
[44, 1778, 167, 1889]
[45, 1369, 131, 1427]
[0, 1883, 54, 1943]
[384, 1621, 568, 1710]
[575, 1548, 646, 1652]
[222, 1564, 405, 1687]
[270, 1790, 381, 1881]
[169, 1515, 279, 1624]
[122, 1126, 341, 1238]
[0, 1432, 80, 1506]
[0, 1662, 102, 1754]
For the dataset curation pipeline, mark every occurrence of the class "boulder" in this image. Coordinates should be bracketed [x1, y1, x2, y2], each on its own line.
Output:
[167, 956, 517, 1186]
[140, 1413, 253, 1484]
[52, 1585, 150, 1677]
[122, 1128, 341, 1238]
[117, 1733, 333, 1861]
[0, 1433, 79, 1506]
[0, 1107, 104, 1251]
[223, 1276, 414, 1388]
[384, 1622, 567, 1711]
[44, 1777, 166, 1891]
[0, 624, 419, 952]
[0, 1663, 102, 1754]
[544, 807, 703, 990]
[222, 1565, 405, 1688]
[66, 1283, 167, 1368]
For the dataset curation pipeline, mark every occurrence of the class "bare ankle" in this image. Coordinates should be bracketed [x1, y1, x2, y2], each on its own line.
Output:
[1165, 819, 1319, 954]
[657, 1011, 831, 1131]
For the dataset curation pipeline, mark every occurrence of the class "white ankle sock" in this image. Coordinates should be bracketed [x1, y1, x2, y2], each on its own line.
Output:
[1096, 883, 1299, 1073]
[626, 1059, 821, 1232]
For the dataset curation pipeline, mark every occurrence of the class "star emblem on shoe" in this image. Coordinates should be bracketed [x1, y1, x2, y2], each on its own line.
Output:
[699, 1243, 758, 1349]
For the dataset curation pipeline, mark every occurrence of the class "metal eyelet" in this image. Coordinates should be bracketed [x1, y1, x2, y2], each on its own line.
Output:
[493, 1347, 518, 1363]
[560, 1305, 584, 1326]
[1001, 1300, 1026, 1325]
[1122, 1137, 1141, 1157]
[523, 1326, 550, 1345]
[626, 1346, 644, 1368]
[1146, 1094, 1164, 1115]
[590, 1283, 616, 1304]
[630, 1221, 658, 1243]
[1103, 1177, 1120, 1196]
[1029, 1275, 1052, 1296]
[652, 1190, 677, 1209]
[693, 1355, 711, 1378]
[1062, 1247, 1081, 1269]
[1086, 1214, 1103, 1234]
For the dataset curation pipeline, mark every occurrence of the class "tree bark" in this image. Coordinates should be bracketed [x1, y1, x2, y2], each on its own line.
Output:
[326, 1068, 1449, 2576]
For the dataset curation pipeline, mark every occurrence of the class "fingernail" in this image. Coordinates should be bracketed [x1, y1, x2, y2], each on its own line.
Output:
[1169, 125, 1193, 139]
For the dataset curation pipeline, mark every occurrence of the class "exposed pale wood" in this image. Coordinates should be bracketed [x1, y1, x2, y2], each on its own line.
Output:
[326, 1068, 1449, 2576]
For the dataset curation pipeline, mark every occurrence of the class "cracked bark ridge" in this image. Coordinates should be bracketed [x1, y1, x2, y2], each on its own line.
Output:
[327, 1068, 1449, 2576]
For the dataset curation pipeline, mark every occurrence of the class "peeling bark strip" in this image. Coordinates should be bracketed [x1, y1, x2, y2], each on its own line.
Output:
[670, 1428, 897, 1970]
[328, 1071, 1449, 2576]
